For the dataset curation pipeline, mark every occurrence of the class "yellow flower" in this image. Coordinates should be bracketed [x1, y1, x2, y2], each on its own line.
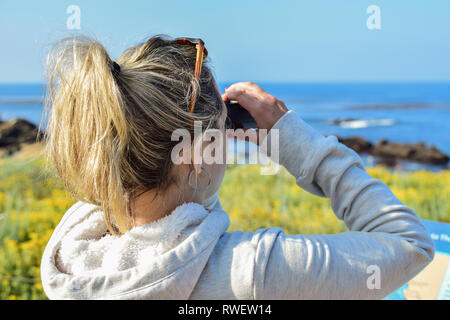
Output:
[34, 282, 43, 290]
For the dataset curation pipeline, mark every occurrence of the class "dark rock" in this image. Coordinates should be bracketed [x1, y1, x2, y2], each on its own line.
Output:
[0, 118, 44, 149]
[371, 140, 449, 165]
[330, 118, 358, 125]
[337, 136, 373, 153]
[375, 156, 398, 168]
[334, 134, 449, 166]
[3, 144, 21, 157]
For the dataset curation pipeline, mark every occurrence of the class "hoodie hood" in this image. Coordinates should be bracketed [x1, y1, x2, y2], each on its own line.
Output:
[41, 200, 230, 299]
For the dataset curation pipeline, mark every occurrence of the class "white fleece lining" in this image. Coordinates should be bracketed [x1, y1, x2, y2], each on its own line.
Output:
[55, 202, 209, 276]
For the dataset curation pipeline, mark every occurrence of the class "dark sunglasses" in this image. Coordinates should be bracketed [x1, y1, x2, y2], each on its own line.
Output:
[174, 38, 208, 113]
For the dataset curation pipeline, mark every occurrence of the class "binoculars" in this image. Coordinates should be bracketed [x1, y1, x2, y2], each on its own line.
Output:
[225, 101, 257, 129]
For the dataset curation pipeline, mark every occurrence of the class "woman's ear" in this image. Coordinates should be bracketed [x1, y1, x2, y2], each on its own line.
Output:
[190, 130, 205, 175]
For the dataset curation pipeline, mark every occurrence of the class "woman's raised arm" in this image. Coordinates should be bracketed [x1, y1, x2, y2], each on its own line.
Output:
[220, 82, 435, 299]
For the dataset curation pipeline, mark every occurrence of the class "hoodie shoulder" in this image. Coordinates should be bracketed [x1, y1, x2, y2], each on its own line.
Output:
[189, 227, 283, 299]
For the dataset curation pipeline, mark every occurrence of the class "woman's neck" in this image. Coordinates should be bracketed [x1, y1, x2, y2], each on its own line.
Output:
[130, 189, 177, 226]
[130, 185, 200, 227]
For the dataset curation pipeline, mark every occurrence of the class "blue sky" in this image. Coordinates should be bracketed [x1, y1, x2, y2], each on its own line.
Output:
[1, 0, 449, 83]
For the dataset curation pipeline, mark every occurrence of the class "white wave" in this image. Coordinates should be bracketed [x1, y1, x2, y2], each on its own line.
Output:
[336, 119, 395, 129]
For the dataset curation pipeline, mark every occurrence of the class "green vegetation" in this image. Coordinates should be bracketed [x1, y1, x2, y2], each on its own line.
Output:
[0, 154, 449, 299]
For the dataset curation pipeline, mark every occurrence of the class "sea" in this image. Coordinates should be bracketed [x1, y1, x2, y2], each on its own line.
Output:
[1, 82, 450, 170]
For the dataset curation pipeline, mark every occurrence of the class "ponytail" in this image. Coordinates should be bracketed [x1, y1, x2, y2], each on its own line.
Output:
[42, 36, 130, 235]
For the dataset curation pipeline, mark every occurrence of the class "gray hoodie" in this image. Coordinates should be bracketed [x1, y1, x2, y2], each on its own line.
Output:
[40, 110, 435, 299]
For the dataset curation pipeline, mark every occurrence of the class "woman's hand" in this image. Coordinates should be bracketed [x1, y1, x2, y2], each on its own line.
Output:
[222, 82, 288, 131]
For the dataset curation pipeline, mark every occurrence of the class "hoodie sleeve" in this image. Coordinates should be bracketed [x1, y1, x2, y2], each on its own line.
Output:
[251, 110, 435, 299]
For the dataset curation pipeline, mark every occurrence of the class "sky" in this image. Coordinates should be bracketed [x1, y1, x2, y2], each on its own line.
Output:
[0, 0, 449, 83]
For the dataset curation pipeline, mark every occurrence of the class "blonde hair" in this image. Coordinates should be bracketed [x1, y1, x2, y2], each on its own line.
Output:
[40, 34, 223, 236]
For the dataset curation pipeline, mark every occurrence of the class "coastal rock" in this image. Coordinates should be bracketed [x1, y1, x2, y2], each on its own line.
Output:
[334, 135, 449, 166]
[330, 118, 357, 125]
[0, 118, 44, 154]
[371, 140, 449, 165]
[337, 136, 372, 153]
[374, 156, 398, 168]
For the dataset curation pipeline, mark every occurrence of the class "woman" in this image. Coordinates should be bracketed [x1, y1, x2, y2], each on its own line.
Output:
[40, 34, 434, 299]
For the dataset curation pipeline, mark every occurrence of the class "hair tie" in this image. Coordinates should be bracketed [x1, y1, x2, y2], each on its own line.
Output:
[112, 61, 121, 74]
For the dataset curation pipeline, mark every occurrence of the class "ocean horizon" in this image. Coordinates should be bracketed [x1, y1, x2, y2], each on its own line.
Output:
[1, 82, 450, 167]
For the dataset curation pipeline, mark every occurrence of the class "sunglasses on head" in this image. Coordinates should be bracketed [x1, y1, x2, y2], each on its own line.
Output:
[174, 38, 208, 113]
[175, 37, 257, 129]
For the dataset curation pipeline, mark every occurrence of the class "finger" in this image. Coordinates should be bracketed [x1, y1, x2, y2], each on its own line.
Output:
[222, 86, 259, 114]
[228, 81, 262, 91]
